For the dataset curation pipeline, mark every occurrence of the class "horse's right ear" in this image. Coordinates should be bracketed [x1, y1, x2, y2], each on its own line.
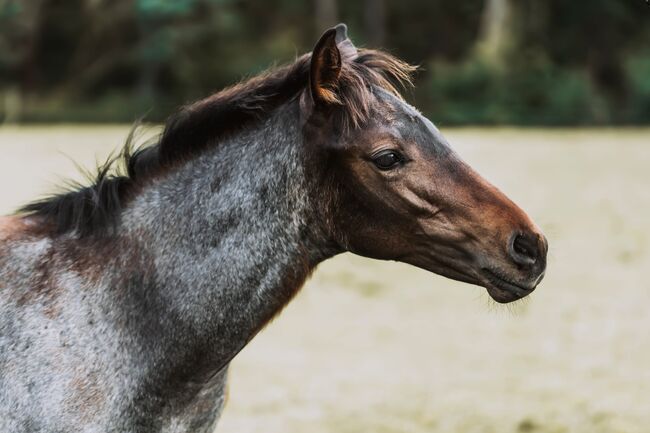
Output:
[310, 27, 342, 106]
[333, 23, 358, 62]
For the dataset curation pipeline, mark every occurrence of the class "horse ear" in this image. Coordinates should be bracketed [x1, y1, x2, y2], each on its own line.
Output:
[310, 27, 342, 105]
[308, 24, 358, 110]
[334, 23, 358, 62]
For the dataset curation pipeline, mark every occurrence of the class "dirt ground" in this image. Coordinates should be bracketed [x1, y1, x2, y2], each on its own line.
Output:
[1, 126, 649, 433]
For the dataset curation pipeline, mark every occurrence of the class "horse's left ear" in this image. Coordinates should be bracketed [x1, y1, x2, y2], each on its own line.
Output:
[310, 23, 358, 106]
[310, 28, 341, 105]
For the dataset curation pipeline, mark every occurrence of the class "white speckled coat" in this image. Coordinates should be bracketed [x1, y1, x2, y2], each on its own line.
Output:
[0, 107, 336, 432]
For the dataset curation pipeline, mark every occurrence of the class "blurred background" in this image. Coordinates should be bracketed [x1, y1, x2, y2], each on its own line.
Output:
[1, 0, 649, 125]
[1, 1, 650, 433]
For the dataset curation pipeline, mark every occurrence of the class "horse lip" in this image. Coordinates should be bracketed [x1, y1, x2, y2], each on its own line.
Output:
[481, 268, 535, 303]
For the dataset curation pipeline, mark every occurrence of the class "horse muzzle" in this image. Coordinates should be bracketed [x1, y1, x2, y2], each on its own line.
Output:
[479, 230, 548, 303]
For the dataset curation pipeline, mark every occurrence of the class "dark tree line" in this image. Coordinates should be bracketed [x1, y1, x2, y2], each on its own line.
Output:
[1, 0, 648, 124]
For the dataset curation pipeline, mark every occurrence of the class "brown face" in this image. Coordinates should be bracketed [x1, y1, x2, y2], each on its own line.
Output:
[329, 89, 547, 303]
[303, 25, 547, 303]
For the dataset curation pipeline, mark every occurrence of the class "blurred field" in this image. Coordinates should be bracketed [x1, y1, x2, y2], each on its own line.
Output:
[1, 126, 649, 433]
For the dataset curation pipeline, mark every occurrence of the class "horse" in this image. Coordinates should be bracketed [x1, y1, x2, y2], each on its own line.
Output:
[0, 24, 547, 432]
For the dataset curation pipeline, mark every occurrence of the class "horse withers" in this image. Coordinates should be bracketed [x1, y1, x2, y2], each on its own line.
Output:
[0, 24, 547, 432]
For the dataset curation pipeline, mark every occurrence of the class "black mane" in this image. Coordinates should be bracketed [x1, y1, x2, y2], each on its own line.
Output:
[19, 131, 161, 237]
[19, 50, 414, 237]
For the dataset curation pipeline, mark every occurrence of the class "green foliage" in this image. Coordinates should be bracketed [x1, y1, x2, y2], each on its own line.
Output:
[0, 0, 648, 125]
[624, 51, 650, 124]
[423, 57, 607, 126]
[136, 0, 197, 17]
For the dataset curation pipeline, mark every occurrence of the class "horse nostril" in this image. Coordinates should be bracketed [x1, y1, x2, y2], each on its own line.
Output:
[509, 232, 539, 266]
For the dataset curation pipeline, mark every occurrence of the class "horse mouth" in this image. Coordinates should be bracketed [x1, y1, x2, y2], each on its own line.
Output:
[481, 268, 536, 303]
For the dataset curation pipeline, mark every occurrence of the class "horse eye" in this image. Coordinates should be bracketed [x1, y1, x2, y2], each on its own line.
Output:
[372, 150, 404, 170]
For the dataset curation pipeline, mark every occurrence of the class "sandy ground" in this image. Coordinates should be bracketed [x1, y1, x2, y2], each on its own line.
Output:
[0, 126, 649, 433]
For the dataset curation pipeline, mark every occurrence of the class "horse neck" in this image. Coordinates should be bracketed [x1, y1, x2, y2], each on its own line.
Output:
[114, 102, 336, 375]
